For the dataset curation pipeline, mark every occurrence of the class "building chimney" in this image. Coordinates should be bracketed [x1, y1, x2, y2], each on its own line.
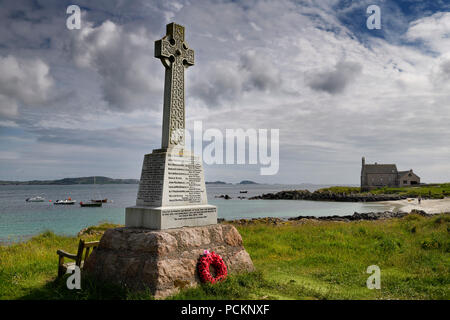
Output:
[362, 157, 365, 167]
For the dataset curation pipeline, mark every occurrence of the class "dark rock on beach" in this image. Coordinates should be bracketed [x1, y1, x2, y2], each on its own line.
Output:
[229, 217, 286, 226]
[287, 211, 413, 222]
[215, 194, 232, 200]
[224, 210, 435, 225]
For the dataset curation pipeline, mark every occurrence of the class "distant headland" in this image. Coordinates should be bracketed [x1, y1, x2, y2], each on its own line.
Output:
[205, 181, 229, 185]
[239, 180, 258, 185]
[0, 176, 139, 185]
[205, 180, 259, 185]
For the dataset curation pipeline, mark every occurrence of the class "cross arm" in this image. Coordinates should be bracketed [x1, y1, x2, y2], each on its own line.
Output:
[155, 37, 175, 59]
[183, 47, 194, 66]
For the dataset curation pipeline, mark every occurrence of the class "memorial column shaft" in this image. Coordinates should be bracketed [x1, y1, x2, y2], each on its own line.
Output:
[161, 59, 185, 149]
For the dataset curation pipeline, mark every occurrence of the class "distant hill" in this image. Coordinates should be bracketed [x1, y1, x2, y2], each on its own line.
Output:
[0, 176, 139, 185]
[205, 181, 228, 184]
[239, 180, 258, 185]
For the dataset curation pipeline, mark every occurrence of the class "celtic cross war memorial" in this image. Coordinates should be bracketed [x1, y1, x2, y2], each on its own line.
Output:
[85, 23, 254, 298]
[125, 22, 217, 230]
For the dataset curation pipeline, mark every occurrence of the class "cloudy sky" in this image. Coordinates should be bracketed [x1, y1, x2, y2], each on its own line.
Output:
[0, 0, 449, 184]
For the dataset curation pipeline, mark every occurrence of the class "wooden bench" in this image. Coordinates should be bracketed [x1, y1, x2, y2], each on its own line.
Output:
[57, 239, 99, 277]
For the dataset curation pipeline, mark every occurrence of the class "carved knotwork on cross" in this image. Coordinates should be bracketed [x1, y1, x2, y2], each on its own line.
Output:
[155, 22, 194, 149]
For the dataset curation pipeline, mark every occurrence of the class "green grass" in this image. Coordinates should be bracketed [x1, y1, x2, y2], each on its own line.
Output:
[1, 216, 449, 300]
[234, 214, 450, 300]
[316, 186, 362, 194]
[371, 184, 450, 199]
[317, 183, 450, 199]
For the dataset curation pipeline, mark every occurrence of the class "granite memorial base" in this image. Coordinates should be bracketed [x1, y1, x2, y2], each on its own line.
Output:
[84, 224, 255, 299]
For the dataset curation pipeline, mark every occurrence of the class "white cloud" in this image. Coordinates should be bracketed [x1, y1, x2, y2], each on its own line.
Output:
[240, 50, 281, 91]
[0, 95, 18, 117]
[406, 12, 450, 54]
[0, 119, 19, 127]
[0, 55, 53, 117]
[71, 20, 163, 111]
[307, 61, 362, 94]
[0, 1, 449, 183]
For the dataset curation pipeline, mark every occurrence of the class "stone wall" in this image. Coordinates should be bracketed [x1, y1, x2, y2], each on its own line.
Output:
[399, 172, 420, 187]
[364, 173, 398, 188]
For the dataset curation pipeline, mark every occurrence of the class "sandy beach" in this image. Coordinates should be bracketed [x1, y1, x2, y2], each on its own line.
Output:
[381, 197, 450, 214]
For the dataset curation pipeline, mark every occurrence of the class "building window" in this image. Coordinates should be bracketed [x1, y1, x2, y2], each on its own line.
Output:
[403, 180, 408, 184]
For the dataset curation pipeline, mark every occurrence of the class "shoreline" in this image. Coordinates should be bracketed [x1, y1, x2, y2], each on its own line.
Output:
[248, 189, 406, 202]
[380, 197, 450, 214]
[2, 198, 449, 243]
[2, 210, 449, 244]
[224, 209, 449, 225]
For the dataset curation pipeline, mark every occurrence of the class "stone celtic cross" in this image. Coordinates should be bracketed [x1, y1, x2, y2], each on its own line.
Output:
[155, 22, 194, 149]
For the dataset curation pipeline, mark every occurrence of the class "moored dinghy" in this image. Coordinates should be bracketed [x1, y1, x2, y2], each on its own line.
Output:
[80, 201, 102, 207]
[90, 198, 107, 203]
[26, 196, 45, 202]
[54, 198, 76, 205]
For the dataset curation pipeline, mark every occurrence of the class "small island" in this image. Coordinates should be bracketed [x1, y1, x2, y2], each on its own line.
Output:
[250, 184, 450, 202]
[238, 180, 258, 185]
[205, 181, 228, 185]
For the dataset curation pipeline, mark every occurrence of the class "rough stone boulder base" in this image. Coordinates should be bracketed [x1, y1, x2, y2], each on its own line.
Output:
[84, 224, 254, 299]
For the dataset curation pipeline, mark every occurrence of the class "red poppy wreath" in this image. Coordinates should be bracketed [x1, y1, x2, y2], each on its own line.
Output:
[197, 250, 228, 284]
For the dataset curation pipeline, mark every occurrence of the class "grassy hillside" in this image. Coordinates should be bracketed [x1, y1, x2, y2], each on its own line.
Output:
[1, 215, 449, 300]
[317, 184, 450, 199]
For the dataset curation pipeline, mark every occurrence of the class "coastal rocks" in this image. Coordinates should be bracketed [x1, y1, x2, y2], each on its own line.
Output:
[249, 190, 312, 200]
[249, 189, 407, 202]
[219, 210, 437, 226]
[84, 224, 254, 299]
[215, 194, 232, 200]
[230, 217, 286, 226]
[409, 209, 428, 216]
[287, 210, 431, 222]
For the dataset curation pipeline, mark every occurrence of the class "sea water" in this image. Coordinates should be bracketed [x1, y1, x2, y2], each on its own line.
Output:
[0, 184, 392, 242]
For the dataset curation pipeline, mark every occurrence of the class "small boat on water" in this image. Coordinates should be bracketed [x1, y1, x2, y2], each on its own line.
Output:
[26, 196, 45, 202]
[86, 177, 108, 205]
[239, 190, 248, 194]
[80, 201, 102, 207]
[54, 199, 76, 205]
[90, 198, 107, 203]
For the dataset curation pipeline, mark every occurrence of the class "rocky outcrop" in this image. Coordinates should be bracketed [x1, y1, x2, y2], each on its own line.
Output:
[84, 224, 254, 299]
[287, 210, 431, 222]
[230, 217, 286, 226]
[249, 189, 407, 202]
[225, 210, 434, 225]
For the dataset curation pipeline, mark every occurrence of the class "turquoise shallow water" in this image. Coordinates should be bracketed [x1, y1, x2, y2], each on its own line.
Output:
[0, 184, 391, 242]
